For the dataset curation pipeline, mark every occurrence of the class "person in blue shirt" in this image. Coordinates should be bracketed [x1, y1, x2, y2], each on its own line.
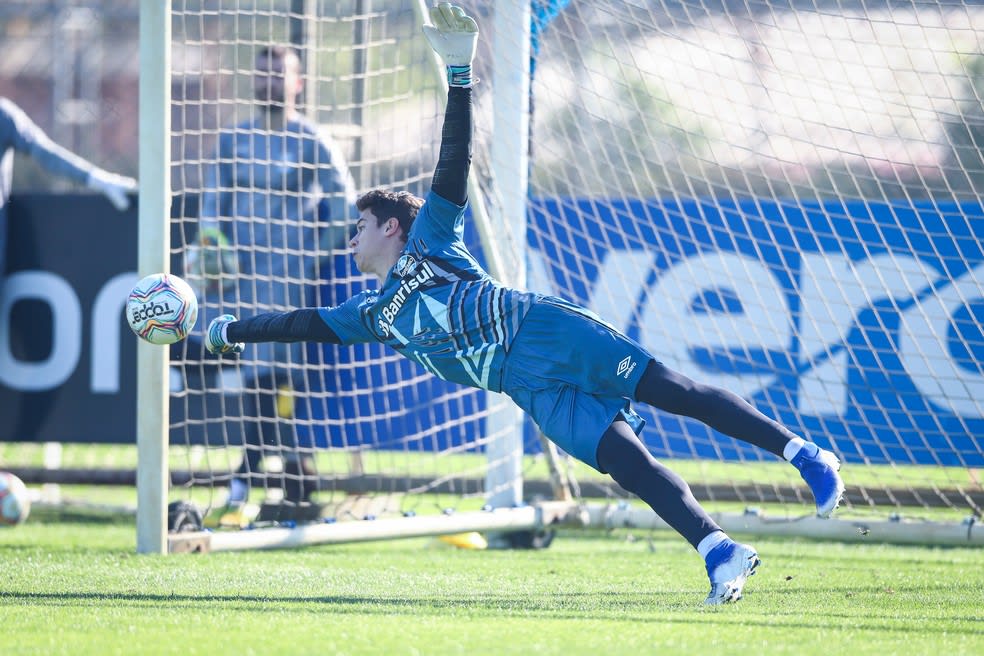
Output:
[1, 96, 136, 443]
[0, 96, 136, 280]
[203, 3, 845, 605]
[185, 44, 357, 521]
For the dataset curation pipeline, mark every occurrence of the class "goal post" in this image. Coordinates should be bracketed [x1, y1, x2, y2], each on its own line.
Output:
[127, 0, 984, 553]
[484, 0, 531, 511]
[136, 0, 172, 555]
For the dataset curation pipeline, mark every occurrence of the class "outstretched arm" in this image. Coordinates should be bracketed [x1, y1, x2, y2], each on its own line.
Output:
[423, 3, 478, 206]
[206, 310, 341, 354]
[431, 86, 472, 206]
[0, 98, 136, 211]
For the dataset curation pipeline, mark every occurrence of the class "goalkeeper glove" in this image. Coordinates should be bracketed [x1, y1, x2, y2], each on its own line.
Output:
[86, 169, 138, 211]
[206, 314, 245, 355]
[422, 3, 479, 87]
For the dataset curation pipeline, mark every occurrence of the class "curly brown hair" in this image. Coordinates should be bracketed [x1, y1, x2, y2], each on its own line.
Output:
[356, 190, 424, 242]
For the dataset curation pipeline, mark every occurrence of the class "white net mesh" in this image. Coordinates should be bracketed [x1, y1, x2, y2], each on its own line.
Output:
[524, 0, 983, 520]
[8, 0, 978, 534]
[167, 0, 524, 526]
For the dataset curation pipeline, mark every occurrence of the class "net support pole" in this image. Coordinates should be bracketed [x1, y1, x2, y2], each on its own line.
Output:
[413, 0, 531, 511]
[576, 504, 984, 547]
[169, 502, 578, 553]
[483, 0, 532, 510]
[136, 0, 172, 555]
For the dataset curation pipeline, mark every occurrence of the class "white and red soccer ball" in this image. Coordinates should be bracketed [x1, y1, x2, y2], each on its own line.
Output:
[0, 471, 30, 526]
[126, 273, 199, 345]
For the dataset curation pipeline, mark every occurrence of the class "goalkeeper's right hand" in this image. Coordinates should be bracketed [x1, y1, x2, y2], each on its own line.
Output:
[206, 314, 245, 355]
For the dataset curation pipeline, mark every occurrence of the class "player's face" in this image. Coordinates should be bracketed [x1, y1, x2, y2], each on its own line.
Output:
[253, 53, 300, 109]
[350, 209, 396, 276]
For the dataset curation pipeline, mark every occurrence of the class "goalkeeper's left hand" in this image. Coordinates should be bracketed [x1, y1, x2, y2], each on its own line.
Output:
[422, 3, 478, 68]
[87, 169, 138, 212]
[206, 314, 245, 355]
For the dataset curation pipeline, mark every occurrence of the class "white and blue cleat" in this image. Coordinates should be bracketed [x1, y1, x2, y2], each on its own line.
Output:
[703, 541, 761, 605]
[792, 447, 846, 518]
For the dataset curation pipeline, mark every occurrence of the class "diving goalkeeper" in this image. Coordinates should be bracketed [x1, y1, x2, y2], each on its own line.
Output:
[204, 2, 845, 605]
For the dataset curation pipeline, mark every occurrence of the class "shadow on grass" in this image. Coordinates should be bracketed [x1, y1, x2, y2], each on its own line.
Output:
[26, 509, 133, 525]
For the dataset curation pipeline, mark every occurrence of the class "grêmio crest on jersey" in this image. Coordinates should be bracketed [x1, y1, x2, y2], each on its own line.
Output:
[395, 253, 417, 277]
[375, 253, 440, 338]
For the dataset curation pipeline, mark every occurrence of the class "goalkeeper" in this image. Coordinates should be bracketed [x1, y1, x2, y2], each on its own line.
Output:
[204, 3, 845, 605]
[185, 44, 358, 522]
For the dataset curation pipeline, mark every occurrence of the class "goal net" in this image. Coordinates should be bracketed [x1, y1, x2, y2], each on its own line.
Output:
[521, 0, 983, 540]
[142, 0, 982, 550]
[156, 0, 537, 551]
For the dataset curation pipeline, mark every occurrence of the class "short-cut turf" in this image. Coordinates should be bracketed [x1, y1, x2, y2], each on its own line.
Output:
[1, 520, 981, 656]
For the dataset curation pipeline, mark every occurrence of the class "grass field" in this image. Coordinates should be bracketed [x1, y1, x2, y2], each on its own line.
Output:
[1, 518, 982, 656]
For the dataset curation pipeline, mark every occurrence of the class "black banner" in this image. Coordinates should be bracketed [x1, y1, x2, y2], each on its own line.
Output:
[2, 193, 139, 443]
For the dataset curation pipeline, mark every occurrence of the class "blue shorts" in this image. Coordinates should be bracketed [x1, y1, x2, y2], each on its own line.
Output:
[500, 296, 652, 471]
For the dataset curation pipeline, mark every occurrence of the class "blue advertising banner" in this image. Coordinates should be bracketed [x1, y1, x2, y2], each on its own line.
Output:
[526, 198, 984, 466]
[3, 193, 981, 469]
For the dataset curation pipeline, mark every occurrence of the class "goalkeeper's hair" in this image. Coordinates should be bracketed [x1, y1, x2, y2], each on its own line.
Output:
[356, 190, 424, 242]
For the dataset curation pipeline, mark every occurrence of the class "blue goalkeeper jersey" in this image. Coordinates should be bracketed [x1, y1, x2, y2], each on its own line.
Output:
[319, 192, 535, 392]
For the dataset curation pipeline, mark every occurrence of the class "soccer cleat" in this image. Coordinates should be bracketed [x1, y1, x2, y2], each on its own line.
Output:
[792, 447, 846, 518]
[703, 541, 761, 605]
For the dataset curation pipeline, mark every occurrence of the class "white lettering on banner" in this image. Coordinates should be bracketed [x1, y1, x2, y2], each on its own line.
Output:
[0, 271, 81, 391]
[91, 272, 139, 393]
[545, 247, 983, 419]
[638, 251, 787, 399]
[898, 263, 984, 418]
[797, 253, 939, 416]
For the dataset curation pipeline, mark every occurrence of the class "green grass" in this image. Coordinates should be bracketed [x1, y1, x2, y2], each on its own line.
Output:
[1, 520, 982, 655]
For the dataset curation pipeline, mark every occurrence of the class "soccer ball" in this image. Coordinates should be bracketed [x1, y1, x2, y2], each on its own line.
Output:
[0, 471, 31, 526]
[126, 273, 199, 345]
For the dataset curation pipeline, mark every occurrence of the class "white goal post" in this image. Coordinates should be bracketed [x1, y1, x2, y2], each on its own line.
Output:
[138, 0, 983, 554]
[136, 0, 172, 554]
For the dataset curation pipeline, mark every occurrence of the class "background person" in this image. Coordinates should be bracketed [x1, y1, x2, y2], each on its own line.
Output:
[1, 96, 136, 281]
[1, 95, 136, 443]
[184, 45, 358, 525]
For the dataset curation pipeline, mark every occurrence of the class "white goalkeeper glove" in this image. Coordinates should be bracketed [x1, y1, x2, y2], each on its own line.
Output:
[206, 314, 245, 355]
[422, 3, 478, 86]
[87, 169, 137, 212]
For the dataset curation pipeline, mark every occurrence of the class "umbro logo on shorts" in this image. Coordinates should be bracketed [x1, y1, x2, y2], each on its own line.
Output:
[617, 355, 637, 379]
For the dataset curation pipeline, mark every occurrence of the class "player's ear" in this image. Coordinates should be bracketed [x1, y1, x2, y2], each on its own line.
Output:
[384, 217, 400, 237]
